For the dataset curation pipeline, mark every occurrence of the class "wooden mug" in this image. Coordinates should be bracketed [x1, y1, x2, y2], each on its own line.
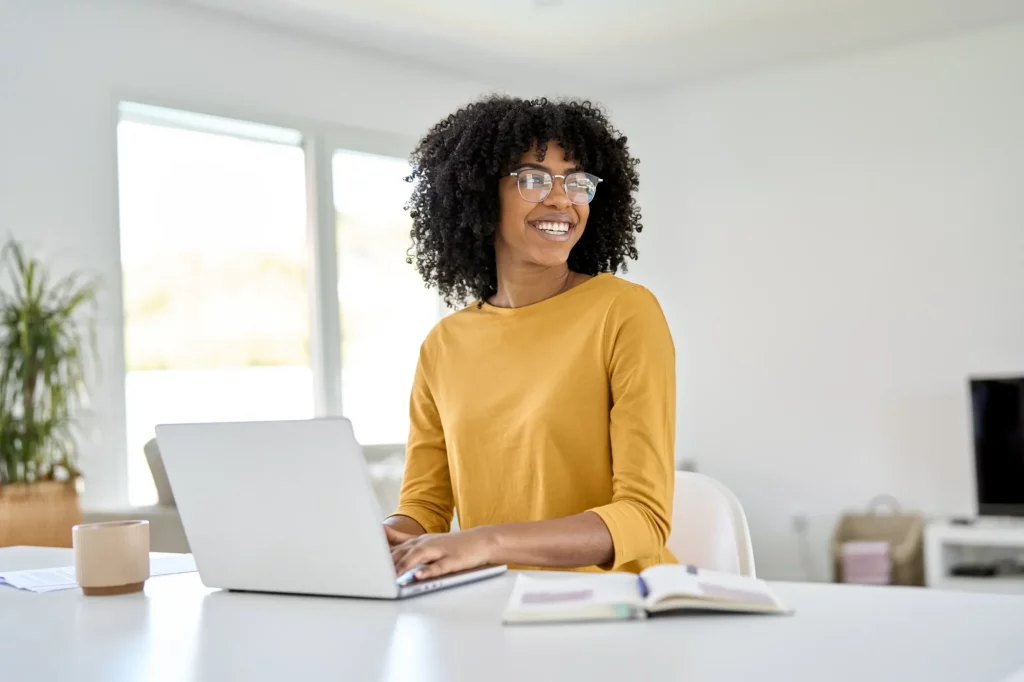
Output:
[72, 520, 150, 596]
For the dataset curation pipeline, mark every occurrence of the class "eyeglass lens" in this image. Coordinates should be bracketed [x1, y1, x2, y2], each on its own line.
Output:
[517, 171, 600, 205]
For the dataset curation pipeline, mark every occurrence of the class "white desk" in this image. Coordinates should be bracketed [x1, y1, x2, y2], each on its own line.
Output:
[2, 546, 1024, 682]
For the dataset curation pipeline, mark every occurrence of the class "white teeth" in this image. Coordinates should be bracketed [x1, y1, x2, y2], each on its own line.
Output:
[534, 221, 569, 234]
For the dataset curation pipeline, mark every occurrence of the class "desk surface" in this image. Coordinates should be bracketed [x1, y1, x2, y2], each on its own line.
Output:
[2, 546, 1024, 682]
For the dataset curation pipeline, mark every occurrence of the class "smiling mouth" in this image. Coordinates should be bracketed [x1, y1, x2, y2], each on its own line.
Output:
[530, 220, 574, 235]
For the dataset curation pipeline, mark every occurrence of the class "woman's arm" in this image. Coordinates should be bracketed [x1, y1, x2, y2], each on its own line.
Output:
[384, 514, 426, 538]
[385, 345, 455, 535]
[390, 512, 611, 577]
[391, 512, 613, 579]
[488, 512, 613, 567]
[586, 285, 676, 568]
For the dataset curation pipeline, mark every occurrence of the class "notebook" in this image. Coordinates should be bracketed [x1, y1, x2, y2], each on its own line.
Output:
[503, 564, 791, 625]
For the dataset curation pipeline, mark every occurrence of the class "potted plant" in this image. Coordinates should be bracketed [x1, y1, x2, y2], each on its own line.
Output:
[0, 239, 98, 547]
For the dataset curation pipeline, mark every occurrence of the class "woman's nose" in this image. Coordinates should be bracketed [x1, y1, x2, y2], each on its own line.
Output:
[544, 177, 572, 208]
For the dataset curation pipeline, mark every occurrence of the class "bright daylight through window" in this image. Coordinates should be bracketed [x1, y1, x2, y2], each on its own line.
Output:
[333, 150, 442, 446]
[117, 103, 440, 505]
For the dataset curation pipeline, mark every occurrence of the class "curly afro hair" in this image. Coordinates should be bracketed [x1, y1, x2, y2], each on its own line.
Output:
[405, 95, 642, 307]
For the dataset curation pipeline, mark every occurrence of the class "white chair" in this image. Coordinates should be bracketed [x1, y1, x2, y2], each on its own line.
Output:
[667, 471, 756, 577]
[81, 438, 190, 553]
[363, 444, 407, 519]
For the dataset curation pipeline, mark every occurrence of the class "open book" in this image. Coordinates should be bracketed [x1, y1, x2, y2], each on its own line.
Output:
[503, 565, 790, 625]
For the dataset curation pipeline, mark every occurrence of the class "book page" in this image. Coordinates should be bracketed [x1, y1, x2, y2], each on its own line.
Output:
[503, 572, 645, 621]
[639, 564, 704, 604]
[641, 564, 786, 610]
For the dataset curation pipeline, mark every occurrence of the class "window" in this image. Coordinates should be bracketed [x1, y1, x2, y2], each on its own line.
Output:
[333, 150, 442, 444]
[116, 103, 439, 505]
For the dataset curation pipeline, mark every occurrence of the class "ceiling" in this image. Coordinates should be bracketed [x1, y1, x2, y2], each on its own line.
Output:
[175, 0, 1024, 91]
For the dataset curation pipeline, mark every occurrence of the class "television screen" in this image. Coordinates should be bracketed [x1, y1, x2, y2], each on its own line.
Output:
[970, 377, 1024, 517]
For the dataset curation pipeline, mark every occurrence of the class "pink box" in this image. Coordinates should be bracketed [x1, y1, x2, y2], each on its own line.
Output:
[841, 541, 891, 585]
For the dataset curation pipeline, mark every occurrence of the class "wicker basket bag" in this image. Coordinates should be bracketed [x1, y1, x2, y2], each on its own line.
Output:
[831, 495, 925, 586]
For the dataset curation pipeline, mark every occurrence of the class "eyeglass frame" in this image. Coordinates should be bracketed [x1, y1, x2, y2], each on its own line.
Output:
[507, 169, 604, 205]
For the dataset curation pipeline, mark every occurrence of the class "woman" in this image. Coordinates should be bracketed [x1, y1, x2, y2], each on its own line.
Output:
[385, 96, 676, 580]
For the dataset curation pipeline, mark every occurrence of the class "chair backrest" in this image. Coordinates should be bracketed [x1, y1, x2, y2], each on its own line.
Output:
[667, 471, 756, 577]
[144, 438, 176, 507]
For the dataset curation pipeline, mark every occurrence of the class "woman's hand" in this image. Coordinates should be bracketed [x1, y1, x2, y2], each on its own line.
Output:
[390, 528, 498, 580]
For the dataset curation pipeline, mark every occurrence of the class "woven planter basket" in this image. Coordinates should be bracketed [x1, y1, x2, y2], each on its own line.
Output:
[0, 480, 82, 548]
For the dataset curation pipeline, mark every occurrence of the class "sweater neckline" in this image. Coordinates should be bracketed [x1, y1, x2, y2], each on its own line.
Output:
[478, 273, 612, 315]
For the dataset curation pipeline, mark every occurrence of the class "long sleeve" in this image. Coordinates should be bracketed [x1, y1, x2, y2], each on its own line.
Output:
[589, 286, 677, 569]
[391, 345, 454, 534]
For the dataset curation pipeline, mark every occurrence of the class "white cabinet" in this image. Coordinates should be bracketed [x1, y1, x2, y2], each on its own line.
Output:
[924, 519, 1024, 594]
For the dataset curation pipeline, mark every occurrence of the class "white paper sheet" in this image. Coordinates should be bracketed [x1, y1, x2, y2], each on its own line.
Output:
[0, 554, 197, 593]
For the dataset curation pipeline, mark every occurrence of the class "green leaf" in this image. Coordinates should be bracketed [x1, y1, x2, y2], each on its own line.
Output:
[0, 238, 99, 484]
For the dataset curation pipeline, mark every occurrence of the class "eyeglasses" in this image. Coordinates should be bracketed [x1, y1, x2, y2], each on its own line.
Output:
[508, 169, 603, 205]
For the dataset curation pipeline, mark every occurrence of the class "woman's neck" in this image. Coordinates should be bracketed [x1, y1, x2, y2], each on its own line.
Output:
[489, 259, 577, 309]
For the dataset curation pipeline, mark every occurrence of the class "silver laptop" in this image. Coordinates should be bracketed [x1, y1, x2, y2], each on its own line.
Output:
[154, 418, 506, 599]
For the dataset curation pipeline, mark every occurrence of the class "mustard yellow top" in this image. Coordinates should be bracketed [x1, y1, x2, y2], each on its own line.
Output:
[393, 274, 677, 573]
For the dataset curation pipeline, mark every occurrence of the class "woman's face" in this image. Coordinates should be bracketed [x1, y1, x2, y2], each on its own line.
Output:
[496, 141, 590, 268]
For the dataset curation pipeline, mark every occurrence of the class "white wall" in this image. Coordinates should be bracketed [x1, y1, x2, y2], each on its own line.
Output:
[617, 23, 1024, 579]
[0, 0, 503, 506]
